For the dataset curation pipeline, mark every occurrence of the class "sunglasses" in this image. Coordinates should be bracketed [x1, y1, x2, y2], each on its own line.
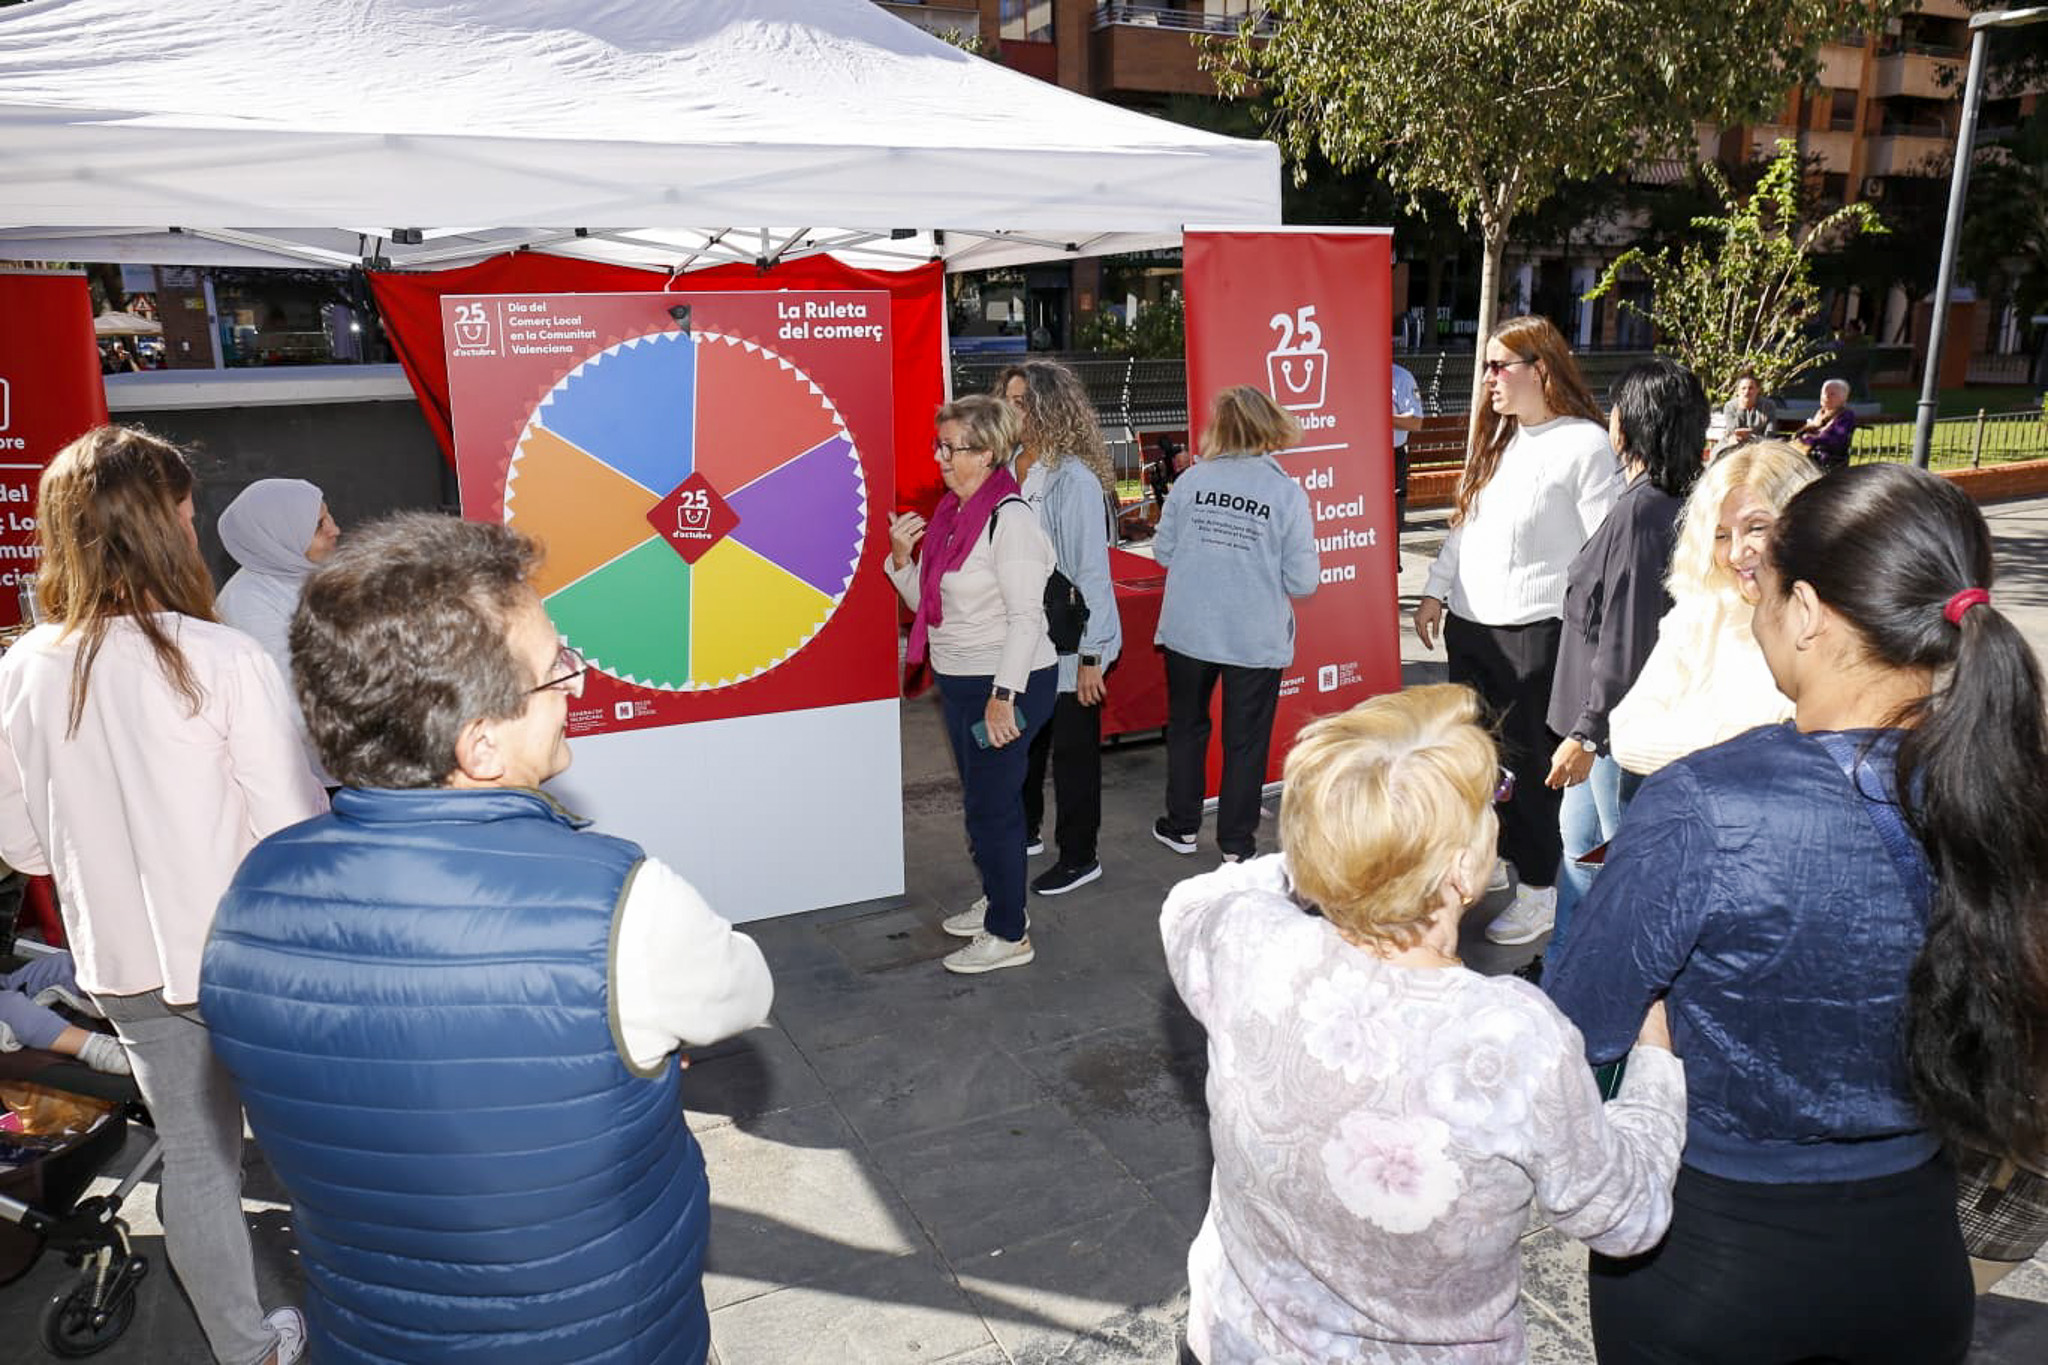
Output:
[1494, 767, 1517, 803]
[1481, 358, 1537, 377]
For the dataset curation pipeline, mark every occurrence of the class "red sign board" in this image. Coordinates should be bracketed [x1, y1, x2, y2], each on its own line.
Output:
[1183, 228, 1403, 783]
[442, 290, 897, 739]
[0, 272, 109, 628]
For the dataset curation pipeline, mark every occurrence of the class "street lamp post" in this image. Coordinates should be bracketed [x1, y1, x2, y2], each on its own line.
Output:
[1914, 6, 2048, 469]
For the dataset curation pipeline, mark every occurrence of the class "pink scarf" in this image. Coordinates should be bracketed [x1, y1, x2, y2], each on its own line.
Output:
[906, 465, 1019, 665]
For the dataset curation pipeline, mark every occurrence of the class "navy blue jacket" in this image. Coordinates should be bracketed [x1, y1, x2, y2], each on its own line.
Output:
[201, 786, 710, 1365]
[1546, 724, 1940, 1183]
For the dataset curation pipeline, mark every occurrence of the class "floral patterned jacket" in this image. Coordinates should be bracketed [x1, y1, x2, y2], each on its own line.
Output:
[1163, 857, 1686, 1364]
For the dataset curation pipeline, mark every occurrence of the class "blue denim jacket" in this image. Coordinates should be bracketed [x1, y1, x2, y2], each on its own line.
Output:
[1546, 723, 1941, 1183]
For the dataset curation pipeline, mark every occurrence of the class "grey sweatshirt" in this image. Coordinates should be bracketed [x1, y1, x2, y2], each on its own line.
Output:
[1153, 452, 1320, 668]
[1020, 456, 1123, 692]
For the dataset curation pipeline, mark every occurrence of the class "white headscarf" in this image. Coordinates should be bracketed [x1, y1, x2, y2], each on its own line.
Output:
[219, 478, 324, 581]
[216, 479, 332, 786]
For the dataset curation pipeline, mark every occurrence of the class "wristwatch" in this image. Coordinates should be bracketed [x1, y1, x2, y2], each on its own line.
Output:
[1079, 654, 1101, 668]
[1569, 733, 1596, 755]
[991, 685, 1017, 702]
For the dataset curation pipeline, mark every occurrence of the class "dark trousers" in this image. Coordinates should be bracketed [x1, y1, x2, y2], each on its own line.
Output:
[1162, 648, 1282, 859]
[1022, 686, 1103, 867]
[936, 665, 1058, 941]
[1589, 1159, 1973, 1365]
[1444, 613, 1563, 888]
[1394, 444, 1410, 530]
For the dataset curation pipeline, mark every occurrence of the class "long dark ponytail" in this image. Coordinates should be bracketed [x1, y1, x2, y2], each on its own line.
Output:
[1768, 463, 2048, 1157]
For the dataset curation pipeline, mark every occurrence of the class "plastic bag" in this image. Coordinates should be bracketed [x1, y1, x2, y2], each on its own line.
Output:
[0, 1081, 115, 1137]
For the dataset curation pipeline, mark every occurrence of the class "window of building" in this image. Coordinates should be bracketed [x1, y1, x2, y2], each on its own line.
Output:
[1000, 0, 1053, 42]
[1829, 88, 1858, 132]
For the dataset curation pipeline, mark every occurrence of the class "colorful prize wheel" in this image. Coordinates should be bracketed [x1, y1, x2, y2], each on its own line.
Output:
[504, 330, 867, 690]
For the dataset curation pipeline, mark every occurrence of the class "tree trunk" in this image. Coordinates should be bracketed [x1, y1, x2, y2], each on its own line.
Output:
[1469, 223, 1509, 437]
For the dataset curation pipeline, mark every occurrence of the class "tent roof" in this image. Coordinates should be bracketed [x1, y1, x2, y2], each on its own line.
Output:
[0, 0, 1279, 272]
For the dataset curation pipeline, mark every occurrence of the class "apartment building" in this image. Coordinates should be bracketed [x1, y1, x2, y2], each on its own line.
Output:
[879, 1, 2040, 356]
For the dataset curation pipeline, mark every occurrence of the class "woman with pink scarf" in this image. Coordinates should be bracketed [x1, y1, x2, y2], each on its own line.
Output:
[887, 395, 1057, 975]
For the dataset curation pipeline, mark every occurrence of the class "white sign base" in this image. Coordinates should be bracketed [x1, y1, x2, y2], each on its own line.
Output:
[545, 698, 904, 923]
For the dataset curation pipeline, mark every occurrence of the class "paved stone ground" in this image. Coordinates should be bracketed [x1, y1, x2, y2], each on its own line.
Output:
[7, 496, 2048, 1363]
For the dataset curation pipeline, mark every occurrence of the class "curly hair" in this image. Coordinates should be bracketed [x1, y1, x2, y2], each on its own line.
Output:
[1000, 360, 1115, 497]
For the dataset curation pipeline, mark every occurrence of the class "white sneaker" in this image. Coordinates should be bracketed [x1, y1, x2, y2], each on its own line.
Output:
[943, 931, 1035, 974]
[1484, 884, 1557, 946]
[1487, 859, 1513, 895]
[942, 896, 988, 938]
[265, 1307, 307, 1365]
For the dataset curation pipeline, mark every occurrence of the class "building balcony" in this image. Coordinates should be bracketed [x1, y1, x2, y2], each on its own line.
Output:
[1866, 131, 1952, 176]
[1818, 42, 1867, 88]
[875, 0, 981, 44]
[1089, 3, 1273, 98]
[1911, 0, 1972, 20]
[1874, 49, 1960, 99]
[1806, 129, 1859, 172]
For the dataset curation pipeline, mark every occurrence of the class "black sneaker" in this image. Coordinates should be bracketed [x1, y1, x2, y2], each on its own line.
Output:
[1153, 818, 1197, 855]
[1025, 832, 1045, 856]
[1032, 861, 1102, 896]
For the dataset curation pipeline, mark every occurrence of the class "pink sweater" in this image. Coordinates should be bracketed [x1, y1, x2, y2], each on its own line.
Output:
[0, 616, 327, 1004]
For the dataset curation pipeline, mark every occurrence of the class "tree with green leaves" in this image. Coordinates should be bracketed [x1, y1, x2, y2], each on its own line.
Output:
[1206, 0, 1910, 412]
[1587, 140, 1885, 401]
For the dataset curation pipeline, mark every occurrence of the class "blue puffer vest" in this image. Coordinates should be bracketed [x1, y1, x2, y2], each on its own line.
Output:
[201, 786, 709, 1365]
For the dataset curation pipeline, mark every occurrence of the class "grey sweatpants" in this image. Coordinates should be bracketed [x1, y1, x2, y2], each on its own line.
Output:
[93, 990, 281, 1365]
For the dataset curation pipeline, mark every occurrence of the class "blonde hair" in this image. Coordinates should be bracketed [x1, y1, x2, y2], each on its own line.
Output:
[36, 425, 217, 737]
[1454, 315, 1604, 526]
[1280, 684, 1497, 950]
[1200, 385, 1301, 460]
[934, 394, 1023, 468]
[1666, 439, 1820, 605]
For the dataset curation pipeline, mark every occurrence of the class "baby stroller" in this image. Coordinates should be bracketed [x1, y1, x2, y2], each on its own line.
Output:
[0, 874, 158, 1357]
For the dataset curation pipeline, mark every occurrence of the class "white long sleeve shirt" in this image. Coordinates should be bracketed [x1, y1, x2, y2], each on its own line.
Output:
[1422, 416, 1620, 626]
[613, 856, 774, 1069]
[0, 617, 328, 1004]
[1608, 596, 1794, 777]
[887, 497, 1056, 690]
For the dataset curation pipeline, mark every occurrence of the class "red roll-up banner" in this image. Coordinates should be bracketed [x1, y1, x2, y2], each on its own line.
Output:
[1182, 227, 1403, 785]
[0, 271, 108, 629]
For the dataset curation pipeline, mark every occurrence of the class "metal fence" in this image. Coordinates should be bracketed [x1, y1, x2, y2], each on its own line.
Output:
[1851, 409, 2048, 472]
[953, 356, 1185, 486]
[1092, 2, 1277, 35]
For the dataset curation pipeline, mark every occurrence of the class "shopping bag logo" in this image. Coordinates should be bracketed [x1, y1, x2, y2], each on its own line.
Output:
[1265, 305, 1328, 412]
[452, 302, 492, 349]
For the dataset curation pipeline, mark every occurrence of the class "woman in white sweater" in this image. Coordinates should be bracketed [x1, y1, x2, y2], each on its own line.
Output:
[1414, 316, 1617, 948]
[1608, 441, 1819, 777]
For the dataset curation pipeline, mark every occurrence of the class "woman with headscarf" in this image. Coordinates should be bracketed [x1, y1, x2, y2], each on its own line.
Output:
[217, 479, 338, 783]
[215, 478, 339, 674]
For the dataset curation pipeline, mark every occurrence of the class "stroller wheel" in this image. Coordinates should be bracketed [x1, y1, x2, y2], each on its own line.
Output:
[37, 1276, 136, 1358]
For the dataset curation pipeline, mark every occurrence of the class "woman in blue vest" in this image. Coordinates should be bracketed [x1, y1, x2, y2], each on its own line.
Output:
[1548, 463, 2048, 1362]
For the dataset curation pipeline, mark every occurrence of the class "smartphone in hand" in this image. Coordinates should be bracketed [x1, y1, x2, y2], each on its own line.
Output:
[970, 708, 1027, 749]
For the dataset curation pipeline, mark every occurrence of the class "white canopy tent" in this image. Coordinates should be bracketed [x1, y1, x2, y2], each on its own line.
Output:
[0, 0, 1281, 273]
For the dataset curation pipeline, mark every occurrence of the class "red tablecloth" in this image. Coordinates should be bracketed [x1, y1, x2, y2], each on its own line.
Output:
[1103, 547, 1168, 738]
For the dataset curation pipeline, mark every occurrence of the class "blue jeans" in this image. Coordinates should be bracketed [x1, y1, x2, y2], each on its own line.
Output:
[935, 665, 1058, 941]
[1552, 756, 1641, 952]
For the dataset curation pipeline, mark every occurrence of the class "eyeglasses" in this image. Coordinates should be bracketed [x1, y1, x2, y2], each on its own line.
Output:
[1481, 358, 1537, 377]
[934, 438, 986, 462]
[1494, 767, 1517, 804]
[529, 645, 587, 699]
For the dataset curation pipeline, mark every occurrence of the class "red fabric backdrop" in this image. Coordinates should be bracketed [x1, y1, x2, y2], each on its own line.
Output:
[369, 255, 946, 514]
